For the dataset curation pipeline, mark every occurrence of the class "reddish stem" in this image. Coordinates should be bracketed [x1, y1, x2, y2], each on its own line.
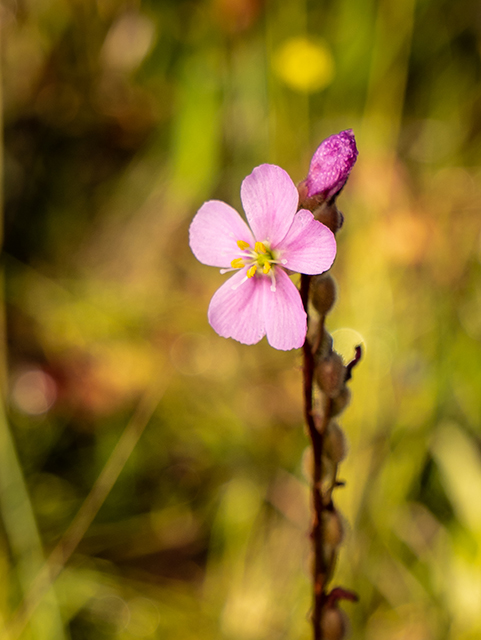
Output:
[300, 274, 330, 639]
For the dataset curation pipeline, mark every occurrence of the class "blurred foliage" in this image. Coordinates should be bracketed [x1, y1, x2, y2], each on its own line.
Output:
[1, 0, 481, 638]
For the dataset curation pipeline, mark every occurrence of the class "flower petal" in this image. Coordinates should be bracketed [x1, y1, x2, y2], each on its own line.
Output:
[264, 269, 307, 350]
[189, 200, 254, 268]
[240, 164, 299, 246]
[278, 210, 336, 275]
[306, 129, 358, 199]
[208, 269, 266, 345]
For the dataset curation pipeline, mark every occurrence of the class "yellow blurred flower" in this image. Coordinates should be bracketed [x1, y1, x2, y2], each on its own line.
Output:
[273, 37, 335, 93]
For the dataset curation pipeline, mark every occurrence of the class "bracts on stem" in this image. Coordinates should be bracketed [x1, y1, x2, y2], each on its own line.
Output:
[301, 270, 360, 639]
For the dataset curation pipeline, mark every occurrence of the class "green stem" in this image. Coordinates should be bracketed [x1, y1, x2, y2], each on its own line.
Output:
[5, 378, 168, 640]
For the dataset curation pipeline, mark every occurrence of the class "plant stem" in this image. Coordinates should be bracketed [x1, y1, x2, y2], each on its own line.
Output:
[300, 274, 329, 640]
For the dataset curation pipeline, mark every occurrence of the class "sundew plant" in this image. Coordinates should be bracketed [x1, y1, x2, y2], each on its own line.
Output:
[190, 130, 359, 639]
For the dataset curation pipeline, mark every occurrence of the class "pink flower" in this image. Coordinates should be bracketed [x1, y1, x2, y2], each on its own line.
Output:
[305, 129, 358, 200]
[189, 164, 336, 350]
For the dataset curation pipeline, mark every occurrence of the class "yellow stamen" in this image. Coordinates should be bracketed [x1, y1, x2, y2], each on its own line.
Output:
[237, 240, 250, 250]
[231, 258, 245, 269]
[255, 241, 267, 254]
[263, 262, 271, 274]
[247, 265, 257, 278]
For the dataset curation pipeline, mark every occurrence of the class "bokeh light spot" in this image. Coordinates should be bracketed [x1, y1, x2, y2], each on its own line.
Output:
[170, 333, 213, 375]
[273, 37, 335, 93]
[101, 11, 156, 71]
[11, 368, 57, 415]
[127, 597, 160, 637]
[89, 594, 130, 633]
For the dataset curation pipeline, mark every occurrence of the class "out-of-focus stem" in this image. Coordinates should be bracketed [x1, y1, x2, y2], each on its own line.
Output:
[5, 376, 168, 640]
[0, 26, 67, 640]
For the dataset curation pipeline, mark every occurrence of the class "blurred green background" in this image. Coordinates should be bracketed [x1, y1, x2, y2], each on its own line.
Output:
[1, 0, 481, 638]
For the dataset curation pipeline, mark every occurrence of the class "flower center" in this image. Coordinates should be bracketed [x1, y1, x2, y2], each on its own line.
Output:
[231, 240, 277, 278]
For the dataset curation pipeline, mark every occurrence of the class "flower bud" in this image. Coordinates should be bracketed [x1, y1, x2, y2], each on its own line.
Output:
[330, 386, 351, 416]
[297, 186, 323, 213]
[310, 323, 334, 359]
[297, 179, 310, 206]
[324, 421, 347, 464]
[313, 201, 344, 233]
[315, 352, 346, 398]
[323, 509, 344, 548]
[302, 445, 333, 482]
[320, 607, 348, 640]
[306, 129, 358, 201]
[311, 274, 336, 316]
[316, 329, 333, 359]
[307, 318, 321, 346]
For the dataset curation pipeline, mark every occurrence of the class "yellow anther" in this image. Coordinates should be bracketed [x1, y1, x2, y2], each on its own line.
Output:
[263, 262, 271, 274]
[231, 258, 245, 269]
[237, 240, 250, 250]
[247, 265, 257, 278]
[255, 241, 267, 254]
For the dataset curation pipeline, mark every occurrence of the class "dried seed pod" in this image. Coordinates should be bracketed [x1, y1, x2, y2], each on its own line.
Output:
[311, 274, 337, 316]
[319, 329, 334, 356]
[302, 445, 333, 482]
[330, 386, 351, 416]
[315, 351, 346, 398]
[320, 607, 347, 640]
[323, 509, 344, 548]
[324, 421, 347, 464]
[307, 317, 322, 346]
[310, 325, 333, 367]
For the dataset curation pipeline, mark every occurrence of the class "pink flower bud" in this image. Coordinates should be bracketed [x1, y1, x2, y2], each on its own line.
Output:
[305, 129, 358, 200]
